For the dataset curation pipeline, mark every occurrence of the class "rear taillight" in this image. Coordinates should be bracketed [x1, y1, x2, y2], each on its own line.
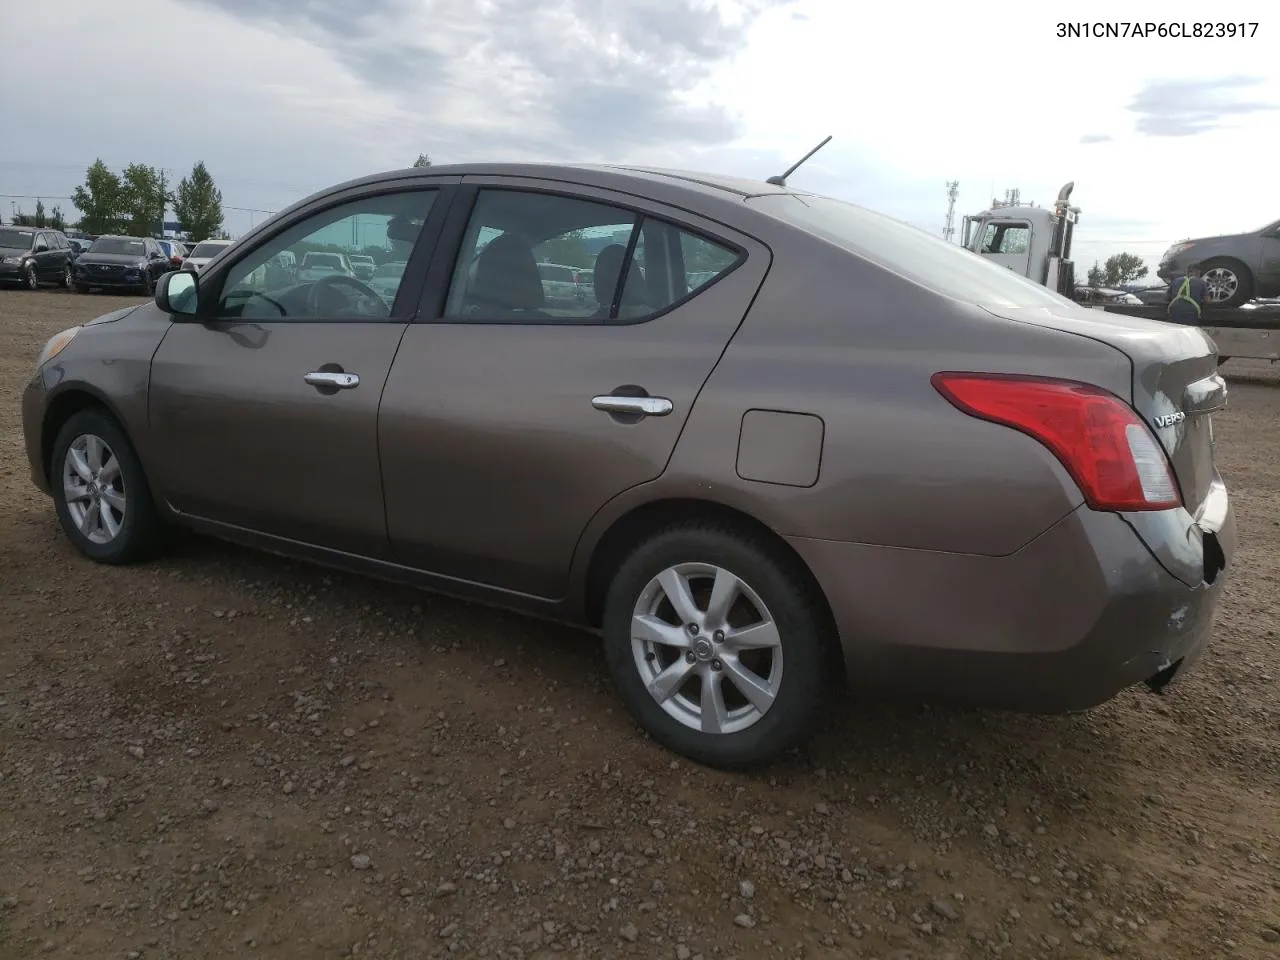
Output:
[931, 372, 1181, 512]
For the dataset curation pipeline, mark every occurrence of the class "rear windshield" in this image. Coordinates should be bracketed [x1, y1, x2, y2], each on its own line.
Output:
[374, 262, 406, 278]
[749, 193, 1072, 310]
[0, 228, 35, 249]
[190, 242, 230, 258]
[91, 238, 146, 256]
[304, 253, 344, 268]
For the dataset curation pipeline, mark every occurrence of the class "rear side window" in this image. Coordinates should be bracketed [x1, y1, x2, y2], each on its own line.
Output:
[749, 193, 1071, 310]
[443, 188, 742, 324]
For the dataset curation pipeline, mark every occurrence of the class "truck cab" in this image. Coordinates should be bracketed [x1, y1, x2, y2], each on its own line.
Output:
[962, 182, 1079, 297]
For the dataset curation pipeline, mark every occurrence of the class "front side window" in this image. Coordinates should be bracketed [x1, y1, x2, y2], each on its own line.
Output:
[443, 188, 742, 324]
[979, 222, 1030, 255]
[214, 189, 436, 321]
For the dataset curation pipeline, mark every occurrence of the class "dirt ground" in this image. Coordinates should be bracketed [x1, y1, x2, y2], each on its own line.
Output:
[1, 289, 1277, 960]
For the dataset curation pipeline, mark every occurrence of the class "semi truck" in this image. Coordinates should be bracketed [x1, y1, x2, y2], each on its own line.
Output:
[961, 184, 1280, 364]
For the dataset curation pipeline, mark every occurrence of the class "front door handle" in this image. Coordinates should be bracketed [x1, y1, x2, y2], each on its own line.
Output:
[591, 395, 673, 417]
[304, 371, 360, 389]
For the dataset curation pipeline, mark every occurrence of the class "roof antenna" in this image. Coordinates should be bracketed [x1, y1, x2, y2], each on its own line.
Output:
[766, 135, 832, 186]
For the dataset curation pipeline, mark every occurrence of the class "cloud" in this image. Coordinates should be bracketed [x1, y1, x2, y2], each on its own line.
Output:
[1128, 76, 1279, 136]
[187, 0, 793, 158]
[1079, 133, 1112, 144]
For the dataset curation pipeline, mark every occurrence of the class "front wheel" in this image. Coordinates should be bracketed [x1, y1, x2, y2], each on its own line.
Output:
[62, 263, 74, 288]
[1200, 258, 1254, 308]
[601, 524, 832, 769]
[50, 409, 165, 565]
[24, 262, 39, 290]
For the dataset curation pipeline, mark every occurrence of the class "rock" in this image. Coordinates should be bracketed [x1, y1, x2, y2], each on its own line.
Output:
[619, 922, 639, 942]
[739, 879, 755, 899]
[350, 854, 372, 870]
[126, 745, 144, 760]
[733, 914, 756, 929]
[931, 898, 959, 921]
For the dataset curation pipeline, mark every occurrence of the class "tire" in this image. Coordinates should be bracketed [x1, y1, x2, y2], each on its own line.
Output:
[62, 263, 74, 289]
[50, 408, 165, 565]
[24, 262, 39, 290]
[1200, 258, 1253, 308]
[601, 523, 832, 769]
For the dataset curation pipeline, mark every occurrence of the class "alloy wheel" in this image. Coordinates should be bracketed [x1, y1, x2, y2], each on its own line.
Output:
[62, 434, 127, 545]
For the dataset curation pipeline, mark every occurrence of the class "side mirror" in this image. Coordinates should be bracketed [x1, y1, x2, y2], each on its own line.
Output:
[35, 241, 49, 253]
[156, 269, 199, 317]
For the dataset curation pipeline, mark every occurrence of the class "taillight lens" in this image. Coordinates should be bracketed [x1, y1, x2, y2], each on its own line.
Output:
[931, 372, 1181, 511]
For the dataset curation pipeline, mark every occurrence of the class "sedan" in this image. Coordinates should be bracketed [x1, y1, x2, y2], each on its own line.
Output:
[21, 162, 1235, 769]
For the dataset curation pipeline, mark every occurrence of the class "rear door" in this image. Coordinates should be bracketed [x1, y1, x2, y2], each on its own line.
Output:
[379, 178, 770, 598]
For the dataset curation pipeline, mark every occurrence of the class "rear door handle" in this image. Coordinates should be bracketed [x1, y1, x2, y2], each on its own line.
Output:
[304, 371, 360, 389]
[591, 395, 673, 417]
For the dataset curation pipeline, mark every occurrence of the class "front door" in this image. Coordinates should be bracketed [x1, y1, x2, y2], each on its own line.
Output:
[147, 183, 452, 557]
[977, 219, 1033, 278]
[379, 179, 770, 598]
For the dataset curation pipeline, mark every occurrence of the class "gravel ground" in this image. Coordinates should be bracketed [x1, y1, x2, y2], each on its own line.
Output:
[1, 288, 1278, 960]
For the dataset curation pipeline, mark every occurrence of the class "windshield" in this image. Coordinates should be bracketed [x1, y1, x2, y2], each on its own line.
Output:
[749, 193, 1073, 310]
[373, 262, 406, 278]
[350, 255, 374, 264]
[0, 228, 36, 249]
[91, 238, 146, 256]
[190, 242, 230, 259]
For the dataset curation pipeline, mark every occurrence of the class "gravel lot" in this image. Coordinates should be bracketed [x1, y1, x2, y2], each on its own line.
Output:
[1, 288, 1278, 960]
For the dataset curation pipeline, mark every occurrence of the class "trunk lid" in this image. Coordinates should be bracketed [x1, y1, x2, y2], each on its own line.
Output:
[982, 304, 1224, 515]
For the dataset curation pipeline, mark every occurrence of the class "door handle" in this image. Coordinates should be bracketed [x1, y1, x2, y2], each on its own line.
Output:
[591, 395, 673, 417]
[304, 371, 360, 389]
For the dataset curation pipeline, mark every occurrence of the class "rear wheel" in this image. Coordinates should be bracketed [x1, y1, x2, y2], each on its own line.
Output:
[50, 409, 165, 565]
[62, 263, 74, 288]
[1200, 258, 1253, 308]
[601, 524, 831, 769]
[24, 262, 39, 290]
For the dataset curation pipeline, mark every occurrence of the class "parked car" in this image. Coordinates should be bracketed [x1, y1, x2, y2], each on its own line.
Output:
[297, 250, 355, 282]
[182, 238, 235, 273]
[536, 261, 591, 308]
[71, 235, 172, 294]
[0, 226, 75, 289]
[1073, 285, 1142, 306]
[21, 163, 1235, 769]
[156, 239, 188, 269]
[1157, 217, 1280, 307]
[348, 254, 377, 281]
[368, 259, 408, 305]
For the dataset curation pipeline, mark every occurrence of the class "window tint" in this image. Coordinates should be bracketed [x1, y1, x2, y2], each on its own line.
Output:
[748, 193, 1071, 310]
[0, 228, 35, 249]
[215, 189, 435, 321]
[91, 238, 147, 256]
[445, 190, 638, 322]
[443, 189, 741, 324]
[190, 241, 230, 258]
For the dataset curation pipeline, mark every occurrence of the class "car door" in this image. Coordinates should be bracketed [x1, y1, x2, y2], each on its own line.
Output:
[33, 232, 58, 280]
[147, 178, 457, 557]
[144, 239, 166, 281]
[379, 178, 770, 598]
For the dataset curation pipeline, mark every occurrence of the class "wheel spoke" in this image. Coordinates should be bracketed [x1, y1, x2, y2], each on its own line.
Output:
[63, 481, 90, 504]
[723, 656, 777, 714]
[722, 620, 782, 651]
[80, 501, 100, 536]
[101, 488, 127, 513]
[98, 456, 120, 484]
[632, 613, 690, 650]
[68, 448, 93, 482]
[84, 436, 104, 473]
[700, 671, 730, 734]
[648, 658, 695, 704]
[657, 568, 701, 624]
[100, 503, 122, 539]
[704, 567, 741, 626]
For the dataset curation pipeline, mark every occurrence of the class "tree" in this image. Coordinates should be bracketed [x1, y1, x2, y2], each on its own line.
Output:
[1087, 262, 1105, 287]
[49, 205, 67, 231]
[12, 208, 34, 226]
[412, 153, 432, 168]
[1101, 252, 1148, 287]
[121, 163, 169, 236]
[72, 159, 128, 234]
[33, 199, 48, 227]
[173, 161, 224, 242]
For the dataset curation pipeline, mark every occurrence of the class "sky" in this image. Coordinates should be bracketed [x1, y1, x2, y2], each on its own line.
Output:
[1, 0, 1275, 280]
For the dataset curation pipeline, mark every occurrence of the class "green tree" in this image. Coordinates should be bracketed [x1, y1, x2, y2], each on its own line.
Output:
[1086, 262, 1105, 287]
[121, 163, 169, 236]
[173, 161, 224, 242]
[33, 199, 48, 227]
[72, 159, 128, 234]
[412, 153, 432, 168]
[1101, 252, 1148, 287]
[48, 205, 67, 231]
[12, 208, 34, 226]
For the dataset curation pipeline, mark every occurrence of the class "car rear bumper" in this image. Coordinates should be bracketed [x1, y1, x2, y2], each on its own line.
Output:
[786, 499, 1233, 713]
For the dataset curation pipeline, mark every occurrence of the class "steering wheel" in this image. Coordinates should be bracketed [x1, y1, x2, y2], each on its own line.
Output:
[305, 273, 389, 318]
